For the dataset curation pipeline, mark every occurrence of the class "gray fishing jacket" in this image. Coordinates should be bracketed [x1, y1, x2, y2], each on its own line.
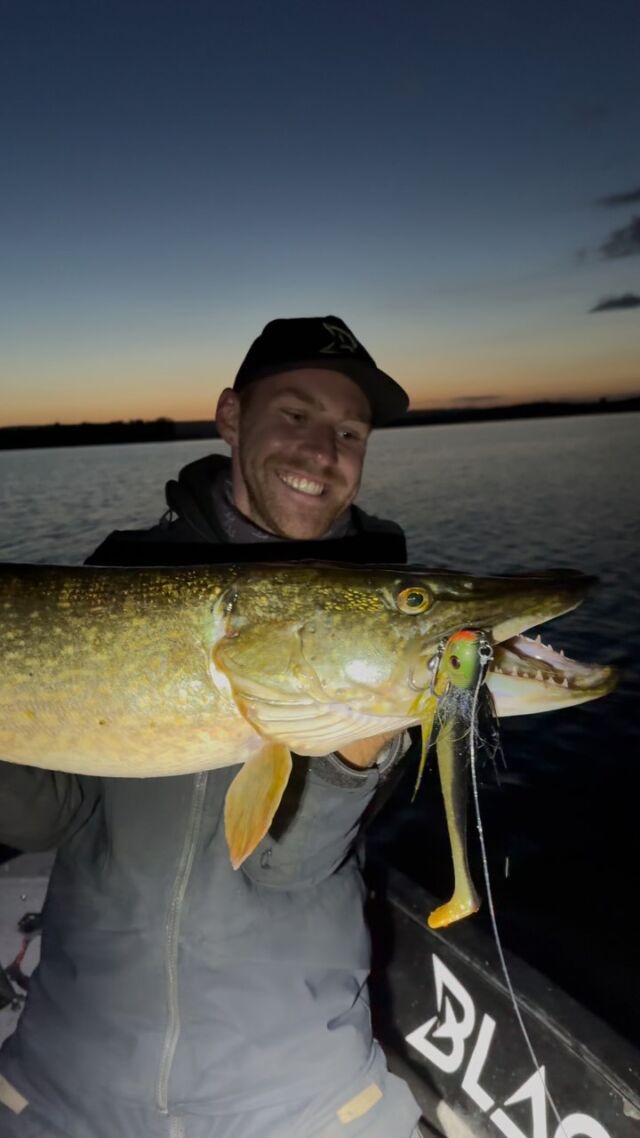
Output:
[0, 456, 418, 1134]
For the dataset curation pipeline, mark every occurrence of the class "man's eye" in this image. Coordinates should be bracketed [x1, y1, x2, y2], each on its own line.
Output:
[283, 409, 306, 422]
[338, 428, 365, 442]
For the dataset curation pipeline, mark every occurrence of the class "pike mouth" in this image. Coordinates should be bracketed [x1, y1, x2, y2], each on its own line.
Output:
[488, 632, 617, 711]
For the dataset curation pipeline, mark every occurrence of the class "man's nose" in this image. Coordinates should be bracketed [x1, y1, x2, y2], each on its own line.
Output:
[299, 423, 338, 464]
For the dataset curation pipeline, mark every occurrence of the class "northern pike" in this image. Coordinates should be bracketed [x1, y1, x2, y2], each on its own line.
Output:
[0, 563, 616, 905]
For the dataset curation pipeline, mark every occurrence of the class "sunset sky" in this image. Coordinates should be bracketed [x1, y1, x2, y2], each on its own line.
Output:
[1, 0, 639, 427]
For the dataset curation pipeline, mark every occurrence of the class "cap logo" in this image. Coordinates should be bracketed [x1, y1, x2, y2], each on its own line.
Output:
[319, 321, 359, 355]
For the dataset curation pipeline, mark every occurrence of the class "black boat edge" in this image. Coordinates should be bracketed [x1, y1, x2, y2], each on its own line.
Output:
[368, 862, 640, 1137]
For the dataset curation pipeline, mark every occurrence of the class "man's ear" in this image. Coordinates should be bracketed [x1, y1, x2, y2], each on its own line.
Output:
[216, 388, 241, 447]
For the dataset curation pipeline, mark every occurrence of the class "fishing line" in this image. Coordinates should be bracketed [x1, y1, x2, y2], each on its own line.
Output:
[469, 668, 569, 1138]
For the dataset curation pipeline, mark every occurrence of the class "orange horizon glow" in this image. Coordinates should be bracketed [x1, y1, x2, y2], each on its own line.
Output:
[3, 321, 639, 429]
[3, 374, 639, 430]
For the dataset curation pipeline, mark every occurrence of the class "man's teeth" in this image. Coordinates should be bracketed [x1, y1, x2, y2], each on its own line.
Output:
[279, 472, 324, 497]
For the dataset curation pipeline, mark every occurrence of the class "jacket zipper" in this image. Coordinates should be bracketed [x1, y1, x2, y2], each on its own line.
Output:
[156, 770, 208, 1114]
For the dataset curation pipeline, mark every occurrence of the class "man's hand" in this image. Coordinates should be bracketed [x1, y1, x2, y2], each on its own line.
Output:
[336, 730, 401, 770]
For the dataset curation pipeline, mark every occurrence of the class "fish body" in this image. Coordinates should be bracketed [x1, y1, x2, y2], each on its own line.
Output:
[1, 563, 256, 777]
[0, 561, 616, 875]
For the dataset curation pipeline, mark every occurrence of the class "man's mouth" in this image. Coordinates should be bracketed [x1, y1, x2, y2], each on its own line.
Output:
[277, 470, 325, 498]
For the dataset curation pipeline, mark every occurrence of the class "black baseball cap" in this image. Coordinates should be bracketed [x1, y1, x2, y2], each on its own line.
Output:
[233, 316, 409, 426]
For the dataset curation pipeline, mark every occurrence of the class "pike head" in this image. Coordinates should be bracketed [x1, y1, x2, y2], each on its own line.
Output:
[212, 563, 616, 753]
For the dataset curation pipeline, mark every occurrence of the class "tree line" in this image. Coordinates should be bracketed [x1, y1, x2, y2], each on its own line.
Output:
[0, 418, 178, 450]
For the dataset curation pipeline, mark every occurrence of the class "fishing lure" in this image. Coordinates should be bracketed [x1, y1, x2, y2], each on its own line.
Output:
[417, 632, 574, 1134]
[417, 629, 495, 929]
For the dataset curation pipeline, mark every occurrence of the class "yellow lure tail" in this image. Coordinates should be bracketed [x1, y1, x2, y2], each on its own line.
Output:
[427, 714, 481, 928]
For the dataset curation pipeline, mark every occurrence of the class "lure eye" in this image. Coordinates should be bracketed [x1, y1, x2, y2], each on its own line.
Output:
[397, 586, 432, 614]
[450, 655, 461, 669]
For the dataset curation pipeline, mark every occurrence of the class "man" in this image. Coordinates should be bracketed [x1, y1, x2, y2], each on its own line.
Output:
[0, 317, 423, 1137]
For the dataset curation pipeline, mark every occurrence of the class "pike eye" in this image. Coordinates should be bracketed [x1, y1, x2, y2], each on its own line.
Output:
[397, 587, 431, 614]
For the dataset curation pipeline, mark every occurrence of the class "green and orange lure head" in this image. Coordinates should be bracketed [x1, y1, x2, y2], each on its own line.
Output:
[439, 629, 493, 693]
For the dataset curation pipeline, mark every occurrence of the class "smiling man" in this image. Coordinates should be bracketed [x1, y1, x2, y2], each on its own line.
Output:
[88, 316, 410, 565]
[217, 368, 371, 541]
[0, 317, 425, 1138]
[216, 318, 382, 542]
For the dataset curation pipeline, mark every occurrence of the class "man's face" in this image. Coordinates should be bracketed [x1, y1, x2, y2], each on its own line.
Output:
[217, 369, 371, 540]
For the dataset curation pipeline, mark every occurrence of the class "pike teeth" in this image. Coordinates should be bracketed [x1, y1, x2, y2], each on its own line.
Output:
[489, 662, 575, 689]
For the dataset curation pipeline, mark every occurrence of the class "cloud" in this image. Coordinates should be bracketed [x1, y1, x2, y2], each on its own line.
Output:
[596, 187, 640, 207]
[590, 293, 640, 313]
[599, 215, 640, 259]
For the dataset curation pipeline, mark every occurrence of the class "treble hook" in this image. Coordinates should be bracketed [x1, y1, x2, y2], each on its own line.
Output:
[429, 636, 450, 696]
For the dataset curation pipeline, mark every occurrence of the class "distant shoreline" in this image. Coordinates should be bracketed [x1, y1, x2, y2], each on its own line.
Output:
[1, 396, 639, 451]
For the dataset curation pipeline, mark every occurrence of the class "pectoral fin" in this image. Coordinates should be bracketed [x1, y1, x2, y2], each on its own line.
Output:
[224, 742, 293, 870]
[411, 697, 438, 801]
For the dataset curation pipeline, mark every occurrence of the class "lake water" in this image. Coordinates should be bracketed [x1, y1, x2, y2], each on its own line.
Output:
[1, 413, 639, 1044]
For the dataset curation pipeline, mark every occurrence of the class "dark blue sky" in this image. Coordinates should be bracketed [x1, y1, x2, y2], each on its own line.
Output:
[2, 0, 639, 424]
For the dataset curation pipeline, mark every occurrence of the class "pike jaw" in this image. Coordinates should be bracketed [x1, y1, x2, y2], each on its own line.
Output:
[487, 632, 617, 716]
